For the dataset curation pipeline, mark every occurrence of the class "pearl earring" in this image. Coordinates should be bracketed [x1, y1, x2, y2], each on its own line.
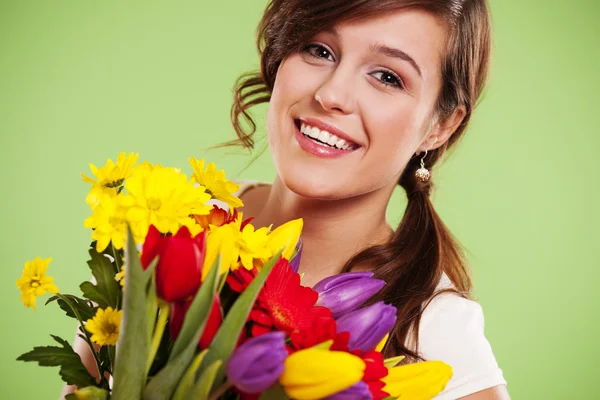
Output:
[415, 149, 431, 182]
[415, 138, 437, 183]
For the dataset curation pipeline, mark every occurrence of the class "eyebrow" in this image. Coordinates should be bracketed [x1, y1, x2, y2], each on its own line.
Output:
[370, 43, 423, 78]
[319, 28, 423, 78]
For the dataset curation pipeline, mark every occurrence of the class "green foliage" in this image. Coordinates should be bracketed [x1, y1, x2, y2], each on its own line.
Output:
[258, 385, 289, 400]
[80, 248, 122, 309]
[16, 335, 98, 389]
[110, 228, 153, 400]
[142, 258, 220, 400]
[200, 251, 282, 389]
[188, 360, 222, 400]
[46, 294, 96, 321]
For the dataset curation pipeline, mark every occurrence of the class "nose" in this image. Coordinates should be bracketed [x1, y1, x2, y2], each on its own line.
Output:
[314, 66, 356, 115]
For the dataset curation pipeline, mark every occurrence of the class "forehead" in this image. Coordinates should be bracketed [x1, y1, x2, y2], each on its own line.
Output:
[332, 9, 448, 80]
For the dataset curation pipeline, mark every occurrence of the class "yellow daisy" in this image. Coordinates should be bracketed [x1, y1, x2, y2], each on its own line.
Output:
[189, 157, 243, 210]
[85, 307, 123, 346]
[115, 265, 125, 287]
[84, 193, 129, 252]
[81, 152, 139, 208]
[120, 165, 211, 243]
[238, 223, 271, 270]
[16, 257, 59, 310]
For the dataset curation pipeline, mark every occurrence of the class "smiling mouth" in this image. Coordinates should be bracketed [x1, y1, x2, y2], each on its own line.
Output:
[294, 119, 359, 151]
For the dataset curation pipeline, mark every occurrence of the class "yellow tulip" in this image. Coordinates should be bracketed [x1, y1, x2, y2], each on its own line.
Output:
[267, 218, 303, 261]
[280, 348, 365, 400]
[202, 224, 240, 280]
[382, 360, 453, 400]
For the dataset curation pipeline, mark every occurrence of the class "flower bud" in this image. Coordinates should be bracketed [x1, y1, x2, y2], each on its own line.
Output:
[226, 331, 287, 393]
[313, 272, 385, 318]
[323, 381, 373, 400]
[141, 225, 206, 302]
[335, 301, 397, 353]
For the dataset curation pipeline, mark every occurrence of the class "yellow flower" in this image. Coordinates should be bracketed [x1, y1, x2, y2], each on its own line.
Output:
[266, 218, 303, 261]
[85, 307, 123, 346]
[202, 222, 241, 280]
[189, 158, 243, 210]
[16, 257, 59, 309]
[120, 165, 211, 243]
[115, 266, 125, 287]
[238, 223, 271, 270]
[84, 193, 129, 252]
[382, 360, 453, 400]
[280, 349, 366, 399]
[81, 152, 139, 208]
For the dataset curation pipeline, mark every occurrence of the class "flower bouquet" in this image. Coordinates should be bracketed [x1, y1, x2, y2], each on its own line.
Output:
[17, 153, 452, 400]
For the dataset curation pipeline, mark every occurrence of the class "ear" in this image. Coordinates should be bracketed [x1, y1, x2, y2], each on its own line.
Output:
[417, 106, 467, 153]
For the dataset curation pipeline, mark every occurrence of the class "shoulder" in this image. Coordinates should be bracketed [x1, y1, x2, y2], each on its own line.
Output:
[417, 277, 507, 399]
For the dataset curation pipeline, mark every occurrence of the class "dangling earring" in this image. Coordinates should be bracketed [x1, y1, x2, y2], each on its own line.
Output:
[415, 138, 437, 182]
[415, 150, 431, 182]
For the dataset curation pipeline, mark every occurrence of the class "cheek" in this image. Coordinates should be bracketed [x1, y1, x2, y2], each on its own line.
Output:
[363, 101, 426, 177]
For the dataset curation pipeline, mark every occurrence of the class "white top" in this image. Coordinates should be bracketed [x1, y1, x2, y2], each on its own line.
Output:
[222, 181, 507, 399]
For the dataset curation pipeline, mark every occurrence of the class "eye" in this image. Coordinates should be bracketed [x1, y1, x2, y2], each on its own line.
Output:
[302, 43, 335, 62]
[371, 70, 405, 90]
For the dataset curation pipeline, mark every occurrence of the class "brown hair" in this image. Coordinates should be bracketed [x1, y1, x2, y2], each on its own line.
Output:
[229, 0, 492, 360]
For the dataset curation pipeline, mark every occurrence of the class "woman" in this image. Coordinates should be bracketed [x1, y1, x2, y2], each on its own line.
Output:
[227, 0, 509, 398]
[65, 0, 509, 398]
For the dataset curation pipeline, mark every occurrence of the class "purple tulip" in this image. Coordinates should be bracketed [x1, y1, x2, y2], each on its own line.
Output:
[336, 301, 397, 353]
[313, 272, 386, 319]
[226, 332, 287, 393]
[324, 381, 373, 400]
[288, 238, 303, 274]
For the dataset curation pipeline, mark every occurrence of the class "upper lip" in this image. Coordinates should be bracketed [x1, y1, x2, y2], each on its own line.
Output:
[297, 117, 361, 147]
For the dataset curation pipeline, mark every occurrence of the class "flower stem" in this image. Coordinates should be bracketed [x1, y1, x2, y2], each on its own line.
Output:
[145, 300, 170, 377]
[55, 293, 104, 380]
[208, 380, 232, 400]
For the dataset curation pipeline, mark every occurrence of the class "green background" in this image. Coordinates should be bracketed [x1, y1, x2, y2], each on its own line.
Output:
[1, 1, 598, 398]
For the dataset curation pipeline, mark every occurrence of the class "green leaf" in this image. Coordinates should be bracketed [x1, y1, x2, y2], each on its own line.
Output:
[46, 294, 96, 321]
[384, 355, 405, 368]
[172, 349, 208, 400]
[80, 248, 122, 309]
[111, 227, 152, 400]
[200, 251, 282, 388]
[188, 360, 222, 400]
[72, 386, 110, 400]
[142, 258, 220, 400]
[170, 256, 221, 361]
[65, 394, 78, 400]
[258, 385, 289, 400]
[16, 335, 97, 388]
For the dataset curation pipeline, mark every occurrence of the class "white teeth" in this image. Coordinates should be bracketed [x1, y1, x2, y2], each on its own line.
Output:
[326, 135, 338, 146]
[318, 130, 330, 142]
[299, 121, 356, 150]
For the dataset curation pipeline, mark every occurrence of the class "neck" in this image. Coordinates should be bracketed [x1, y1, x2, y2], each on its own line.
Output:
[250, 176, 395, 287]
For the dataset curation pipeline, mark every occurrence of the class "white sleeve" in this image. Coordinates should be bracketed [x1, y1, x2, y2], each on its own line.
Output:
[417, 293, 507, 399]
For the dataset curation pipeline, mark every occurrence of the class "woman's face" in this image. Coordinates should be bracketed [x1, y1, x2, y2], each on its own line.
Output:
[266, 9, 448, 199]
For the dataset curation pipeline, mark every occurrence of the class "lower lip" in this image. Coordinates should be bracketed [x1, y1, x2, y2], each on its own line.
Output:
[294, 123, 357, 159]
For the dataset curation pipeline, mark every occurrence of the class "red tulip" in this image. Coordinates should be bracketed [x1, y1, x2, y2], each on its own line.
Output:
[169, 296, 223, 349]
[141, 225, 206, 303]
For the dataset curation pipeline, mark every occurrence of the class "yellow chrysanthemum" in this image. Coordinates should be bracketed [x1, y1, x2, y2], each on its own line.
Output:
[238, 223, 271, 270]
[115, 266, 125, 287]
[382, 360, 453, 400]
[85, 307, 123, 346]
[202, 222, 241, 280]
[84, 193, 129, 252]
[119, 165, 211, 243]
[280, 348, 366, 399]
[81, 152, 139, 208]
[189, 157, 243, 210]
[16, 257, 59, 310]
